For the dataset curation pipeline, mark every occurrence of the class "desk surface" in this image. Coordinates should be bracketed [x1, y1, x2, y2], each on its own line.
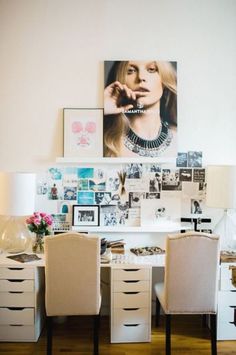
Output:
[0, 249, 165, 268]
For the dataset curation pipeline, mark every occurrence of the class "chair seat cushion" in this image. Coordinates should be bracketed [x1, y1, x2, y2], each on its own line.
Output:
[154, 282, 166, 311]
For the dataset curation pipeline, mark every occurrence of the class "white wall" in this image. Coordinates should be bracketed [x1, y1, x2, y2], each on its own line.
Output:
[0, 0, 236, 172]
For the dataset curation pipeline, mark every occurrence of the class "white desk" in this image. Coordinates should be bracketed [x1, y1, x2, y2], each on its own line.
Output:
[0, 249, 164, 343]
[0, 249, 165, 268]
[0, 251, 234, 342]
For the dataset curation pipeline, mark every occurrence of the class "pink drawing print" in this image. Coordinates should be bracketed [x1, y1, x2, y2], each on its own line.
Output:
[71, 121, 96, 148]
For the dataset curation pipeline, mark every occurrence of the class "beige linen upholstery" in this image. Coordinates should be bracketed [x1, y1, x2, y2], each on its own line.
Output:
[45, 232, 101, 316]
[155, 231, 220, 314]
[44, 232, 101, 355]
[155, 231, 220, 355]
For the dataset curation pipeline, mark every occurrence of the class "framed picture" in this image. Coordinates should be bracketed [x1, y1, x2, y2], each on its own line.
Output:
[63, 108, 103, 158]
[72, 205, 100, 227]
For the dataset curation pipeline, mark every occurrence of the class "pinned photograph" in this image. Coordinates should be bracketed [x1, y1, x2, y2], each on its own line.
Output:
[63, 167, 78, 186]
[77, 167, 94, 179]
[149, 164, 161, 172]
[78, 179, 89, 191]
[191, 199, 203, 214]
[193, 168, 205, 183]
[77, 191, 94, 205]
[37, 180, 48, 195]
[63, 186, 77, 200]
[141, 195, 181, 226]
[117, 209, 129, 225]
[100, 205, 118, 226]
[179, 169, 192, 182]
[94, 168, 106, 180]
[88, 179, 106, 192]
[149, 172, 162, 192]
[125, 177, 149, 192]
[48, 167, 63, 180]
[106, 174, 120, 192]
[126, 163, 143, 179]
[95, 192, 112, 205]
[129, 192, 145, 208]
[187, 151, 202, 167]
[127, 208, 141, 227]
[48, 182, 61, 200]
[146, 192, 160, 199]
[58, 201, 72, 214]
[162, 169, 182, 191]
[176, 152, 188, 167]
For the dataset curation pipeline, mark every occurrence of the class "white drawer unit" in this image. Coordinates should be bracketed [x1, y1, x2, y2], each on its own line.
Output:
[110, 265, 152, 343]
[0, 266, 45, 342]
[217, 262, 236, 340]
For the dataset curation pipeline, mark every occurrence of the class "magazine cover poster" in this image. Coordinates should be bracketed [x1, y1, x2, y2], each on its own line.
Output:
[103, 60, 177, 158]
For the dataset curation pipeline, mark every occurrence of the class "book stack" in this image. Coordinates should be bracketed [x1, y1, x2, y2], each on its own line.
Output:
[107, 239, 125, 254]
[220, 250, 236, 262]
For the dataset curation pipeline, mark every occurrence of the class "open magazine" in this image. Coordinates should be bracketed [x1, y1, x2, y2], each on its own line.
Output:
[7, 253, 41, 263]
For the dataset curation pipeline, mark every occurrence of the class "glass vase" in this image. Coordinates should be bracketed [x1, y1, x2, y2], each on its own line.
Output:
[32, 233, 45, 253]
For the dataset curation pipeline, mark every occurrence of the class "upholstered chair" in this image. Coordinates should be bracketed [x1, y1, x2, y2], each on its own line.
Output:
[154, 231, 220, 355]
[44, 232, 101, 355]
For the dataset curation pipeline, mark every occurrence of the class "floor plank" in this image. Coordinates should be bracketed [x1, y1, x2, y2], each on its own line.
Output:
[0, 316, 235, 354]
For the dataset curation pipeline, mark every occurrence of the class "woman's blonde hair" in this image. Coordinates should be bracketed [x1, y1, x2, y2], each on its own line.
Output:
[103, 61, 177, 157]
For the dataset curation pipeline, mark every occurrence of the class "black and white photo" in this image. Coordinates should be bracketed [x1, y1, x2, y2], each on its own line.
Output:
[162, 169, 182, 191]
[191, 199, 203, 214]
[188, 151, 202, 168]
[179, 169, 192, 182]
[72, 205, 100, 226]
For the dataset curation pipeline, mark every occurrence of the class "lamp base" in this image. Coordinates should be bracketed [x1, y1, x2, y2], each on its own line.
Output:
[0, 216, 31, 253]
[213, 210, 236, 251]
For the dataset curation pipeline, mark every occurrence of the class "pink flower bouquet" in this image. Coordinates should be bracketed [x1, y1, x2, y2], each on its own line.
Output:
[26, 212, 53, 236]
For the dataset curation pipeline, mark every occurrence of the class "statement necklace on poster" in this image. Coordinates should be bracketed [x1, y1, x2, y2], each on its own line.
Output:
[123, 119, 173, 157]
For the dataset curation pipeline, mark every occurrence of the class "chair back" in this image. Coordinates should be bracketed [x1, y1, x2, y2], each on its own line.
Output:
[45, 232, 100, 317]
[164, 231, 220, 314]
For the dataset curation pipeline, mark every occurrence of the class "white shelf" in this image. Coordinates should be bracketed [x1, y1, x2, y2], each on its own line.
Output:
[71, 223, 192, 233]
[56, 157, 176, 164]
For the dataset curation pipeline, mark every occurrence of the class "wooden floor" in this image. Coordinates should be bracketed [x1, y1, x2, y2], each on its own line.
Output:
[0, 316, 235, 355]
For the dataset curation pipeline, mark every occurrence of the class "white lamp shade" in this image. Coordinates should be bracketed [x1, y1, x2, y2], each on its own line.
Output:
[206, 165, 236, 209]
[0, 172, 36, 216]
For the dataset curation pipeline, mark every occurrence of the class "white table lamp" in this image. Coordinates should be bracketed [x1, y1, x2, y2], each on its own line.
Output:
[0, 172, 36, 253]
[206, 165, 236, 249]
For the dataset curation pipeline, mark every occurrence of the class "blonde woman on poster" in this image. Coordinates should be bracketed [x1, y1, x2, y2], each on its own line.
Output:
[103, 60, 177, 158]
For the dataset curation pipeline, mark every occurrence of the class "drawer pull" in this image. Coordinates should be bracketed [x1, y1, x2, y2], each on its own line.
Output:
[7, 307, 25, 311]
[124, 324, 140, 327]
[8, 268, 24, 271]
[10, 324, 24, 327]
[7, 279, 24, 283]
[123, 308, 139, 311]
[9, 291, 23, 294]
[124, 280, 139, 283]
[123, 269, 140, 272]
[123, 292, 140, 295]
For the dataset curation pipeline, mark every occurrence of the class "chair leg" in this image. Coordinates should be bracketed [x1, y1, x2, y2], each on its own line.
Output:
[93, 314, 100, 355]
[166, 314, 171, 355]
[202, 314, 207, 328]
[47, 316, 53, 355]
[210, 314, 217, 355]
[156, 296, 161, 327]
